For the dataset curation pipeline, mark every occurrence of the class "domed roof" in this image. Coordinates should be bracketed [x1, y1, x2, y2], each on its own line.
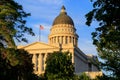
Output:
[52, 6, 74, 26]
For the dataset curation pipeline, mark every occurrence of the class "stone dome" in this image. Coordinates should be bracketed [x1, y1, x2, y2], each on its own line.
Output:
[49, 6, 78, 47]
[52, 6, 74, 26]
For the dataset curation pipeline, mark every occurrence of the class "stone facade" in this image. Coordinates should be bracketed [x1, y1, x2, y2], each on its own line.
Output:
[18, 6, 102, 78]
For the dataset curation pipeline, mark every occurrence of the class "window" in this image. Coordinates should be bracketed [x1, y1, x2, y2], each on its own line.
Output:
[88, 63, 92, 71]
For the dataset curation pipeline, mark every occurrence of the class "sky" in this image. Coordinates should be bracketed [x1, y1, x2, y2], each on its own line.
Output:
[15, 0, 99, 55]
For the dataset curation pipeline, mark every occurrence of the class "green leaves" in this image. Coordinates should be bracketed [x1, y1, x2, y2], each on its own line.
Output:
[45, 51, 74, 80]
[86, 0, 120, 79]
[0, 48, 34, 80]
[0, 1, 38, 79]
[0, 0, 34, 48]
[85, 9, 97, 26]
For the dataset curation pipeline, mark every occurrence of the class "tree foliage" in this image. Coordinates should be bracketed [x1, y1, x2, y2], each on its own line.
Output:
[0, 0, 34, 48]
[78, 73, 91, 80]
[45, 51, 74, 80]
[0, 48, 35, 80]
[0, 0, 39, 80]
[85, 0, 120, 79]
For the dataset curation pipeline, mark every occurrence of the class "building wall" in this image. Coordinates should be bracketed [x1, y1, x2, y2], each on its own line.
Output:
[85, 71, 103, 79]
[17, 6, 102, 78]
[92, 64, 99, 71]
[74, 53, 88, 73]
[18, 42, 100, 77]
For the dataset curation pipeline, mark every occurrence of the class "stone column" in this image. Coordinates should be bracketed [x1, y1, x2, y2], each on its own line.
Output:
[57, 36, 59, 43]
[56, 36, 58, 44]
[52, 37, 54, 43]
[70, 36, 71, 43]
[63, 36, 66, 44]
[71, 51, 74, 63]
[32, 54, 37, 71]
[71, 37, 73, 44]
[60, 36, 62, 44]
[66, 36, 68, 44]
[44, 53, 47, 70]
[38, 53, 42, 74]
[41, 53, 44, 71]
[54, 37, 56, 43]
[61, 36, 63, 44]
[62, 36, 64, 44]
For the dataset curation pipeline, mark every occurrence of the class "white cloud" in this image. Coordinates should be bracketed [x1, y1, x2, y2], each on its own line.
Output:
[24, 4, 58, 21]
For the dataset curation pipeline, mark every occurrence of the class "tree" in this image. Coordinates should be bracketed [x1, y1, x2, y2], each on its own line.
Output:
[85, 0, 120, 79]
[0, 0, 34, 48]
[45, 51, 74, 80]
[0, 0, 39, 80]
[78, 73, 90, 80]
[0, 48, 34, 80]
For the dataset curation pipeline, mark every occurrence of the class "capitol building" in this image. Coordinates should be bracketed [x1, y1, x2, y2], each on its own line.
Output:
[18, 6, 102, 79]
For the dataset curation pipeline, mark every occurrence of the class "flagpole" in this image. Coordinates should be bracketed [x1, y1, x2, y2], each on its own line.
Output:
[39, 25, 44, 42]
[39, 27, 41, 42]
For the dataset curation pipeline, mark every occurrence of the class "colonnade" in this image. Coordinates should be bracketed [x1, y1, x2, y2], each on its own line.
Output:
[49, 36, 78, 46]
[32, 53, 48, 74]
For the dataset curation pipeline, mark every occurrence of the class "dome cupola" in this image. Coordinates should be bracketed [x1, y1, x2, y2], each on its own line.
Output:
[52, 6, 74, 26]
[49, 6, 79, 47]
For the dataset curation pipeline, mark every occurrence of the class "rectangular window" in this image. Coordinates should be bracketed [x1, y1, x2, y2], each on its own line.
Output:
[88, 63, 92, 71]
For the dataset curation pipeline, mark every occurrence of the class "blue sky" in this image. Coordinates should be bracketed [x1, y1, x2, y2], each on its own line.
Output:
[15, 0, 98, 55]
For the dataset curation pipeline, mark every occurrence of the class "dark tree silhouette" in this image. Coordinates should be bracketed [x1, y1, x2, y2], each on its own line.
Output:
[86, 0, 120, 79]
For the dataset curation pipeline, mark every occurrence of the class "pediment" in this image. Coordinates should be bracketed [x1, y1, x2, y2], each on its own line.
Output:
[18, 42, 58, 50]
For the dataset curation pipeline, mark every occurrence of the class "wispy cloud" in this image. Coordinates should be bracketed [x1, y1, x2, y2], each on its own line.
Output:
[78, 38, 97, 55]
[37, 0, 63, 5]
[16, 0, 63, 21]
